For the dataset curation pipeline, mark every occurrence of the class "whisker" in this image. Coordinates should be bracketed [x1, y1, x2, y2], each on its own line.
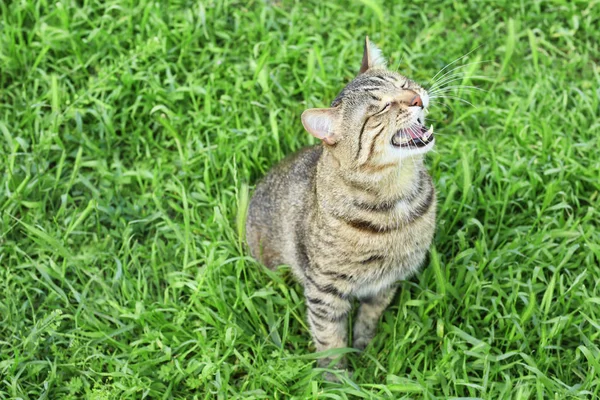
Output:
[429, 95, 475, 107]
[428, 74, 467, 92]
[423, 124, 448, 136]
[429, 58, 491, 86]
[429, 60, 491, 89]
[423, 117, 443, 123]
[423, 116, 445, 124]
[428, 62, 491, 91]
[397, 123, 420, 170]
[407, 125, 422, 149]
[428, 75, 490, 92]
[394, 54, 404, 71]
[430, 70, 470, 89]
[428, 101, 451, 110]
[429, 86, 488, 96]
[416, 118, 449, 137]
[428, 45, 484, 85]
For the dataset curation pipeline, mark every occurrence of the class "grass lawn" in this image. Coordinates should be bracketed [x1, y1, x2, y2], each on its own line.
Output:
[1, 0, 599, 398]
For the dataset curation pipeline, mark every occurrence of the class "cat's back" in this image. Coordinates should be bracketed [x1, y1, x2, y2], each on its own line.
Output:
[246, 145, 322, 268]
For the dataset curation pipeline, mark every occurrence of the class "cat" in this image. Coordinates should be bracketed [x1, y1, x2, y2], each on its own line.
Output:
[246, 37, 436, 372]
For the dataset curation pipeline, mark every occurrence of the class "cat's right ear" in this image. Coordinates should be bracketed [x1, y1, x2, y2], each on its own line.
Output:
[359, 36, 387, 74]
[301, 108, 339, 145]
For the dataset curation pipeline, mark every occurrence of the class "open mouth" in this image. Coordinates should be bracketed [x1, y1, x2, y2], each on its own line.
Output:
[391, 124, 434, 148]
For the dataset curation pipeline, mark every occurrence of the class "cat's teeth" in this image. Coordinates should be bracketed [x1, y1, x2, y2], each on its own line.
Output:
[397, 136, 410, 145]
[423, 125, 434, 140]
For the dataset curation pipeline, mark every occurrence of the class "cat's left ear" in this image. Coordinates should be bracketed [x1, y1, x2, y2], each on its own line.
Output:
[359, 36, 387, 74]
[301, 108, 340, 145]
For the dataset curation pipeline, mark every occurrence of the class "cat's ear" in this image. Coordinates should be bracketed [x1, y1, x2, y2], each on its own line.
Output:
[359, 36, 387, 74]
[301, 108, 340, 145]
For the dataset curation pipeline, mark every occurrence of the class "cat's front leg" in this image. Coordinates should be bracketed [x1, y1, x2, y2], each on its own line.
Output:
[353, 286, 398, 350]
[304, 283, 352, 369]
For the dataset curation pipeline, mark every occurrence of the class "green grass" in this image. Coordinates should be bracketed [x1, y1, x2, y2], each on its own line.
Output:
[1, 0, 599, 398]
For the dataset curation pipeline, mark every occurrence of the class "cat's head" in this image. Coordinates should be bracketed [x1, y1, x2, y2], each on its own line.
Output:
[301, 37, 433, 170]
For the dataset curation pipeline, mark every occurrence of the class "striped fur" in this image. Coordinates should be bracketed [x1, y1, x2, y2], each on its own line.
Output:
[246, 37, 436, 372]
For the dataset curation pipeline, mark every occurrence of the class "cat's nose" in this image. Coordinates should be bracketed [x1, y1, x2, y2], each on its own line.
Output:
[410, 94, 423, 109]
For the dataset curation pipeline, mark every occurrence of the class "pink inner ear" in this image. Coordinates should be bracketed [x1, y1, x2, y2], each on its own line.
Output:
[301, 109, 336, 143]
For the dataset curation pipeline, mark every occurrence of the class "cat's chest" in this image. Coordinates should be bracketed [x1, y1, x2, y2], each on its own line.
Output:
[308, 211, 434, 296]
[342, 224, 430, 269]
[316, 207, 434, 259]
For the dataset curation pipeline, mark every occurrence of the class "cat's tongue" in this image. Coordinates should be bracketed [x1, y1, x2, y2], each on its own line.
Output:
[407, 126, 427, 139]
[392, 124, 434, 148]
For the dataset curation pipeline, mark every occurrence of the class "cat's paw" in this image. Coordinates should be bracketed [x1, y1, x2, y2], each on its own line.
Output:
[323, 369, 353, 382]
[352, 335, 372, 351]
[318, 356, 349, 382]
[318, 355, 347, 369]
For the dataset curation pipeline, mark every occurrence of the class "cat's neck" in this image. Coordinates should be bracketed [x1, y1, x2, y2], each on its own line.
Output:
[316, 149, 424, 203]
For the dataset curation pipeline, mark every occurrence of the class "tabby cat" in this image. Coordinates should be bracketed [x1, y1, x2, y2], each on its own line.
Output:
[246, 37, 436, 371]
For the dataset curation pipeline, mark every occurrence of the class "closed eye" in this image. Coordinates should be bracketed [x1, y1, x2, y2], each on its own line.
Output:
[373, 102, 391, 116]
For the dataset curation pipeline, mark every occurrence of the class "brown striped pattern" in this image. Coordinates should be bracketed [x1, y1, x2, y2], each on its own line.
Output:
[246, 39, 436, 375]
